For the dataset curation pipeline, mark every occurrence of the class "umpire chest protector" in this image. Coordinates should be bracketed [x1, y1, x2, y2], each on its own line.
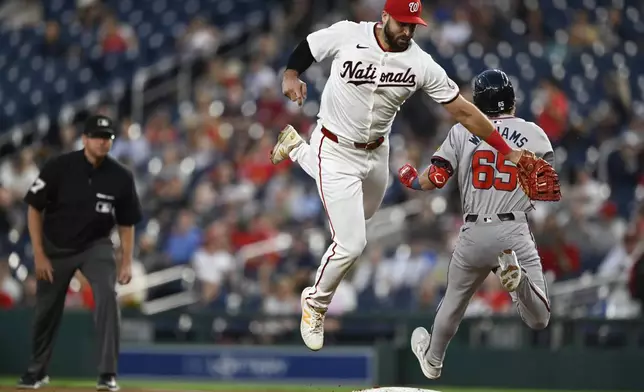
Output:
[25, 149, 141, 251]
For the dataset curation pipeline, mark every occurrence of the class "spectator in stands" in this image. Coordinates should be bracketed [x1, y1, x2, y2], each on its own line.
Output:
[58, 124, 82, 153]
[158, 146, 191, 186]
[604, 71, 633, 127]
[264, 275, 299, 315]
[534, 78, 569, 145]
[607, 132, 642, 218]
[351, 245, 389, 295]
[39, 21, 74, 58]
[469, 7, 502, 49]
[598, 230, 640, 280]
[64, 271, 94, 310]
[285, 183, 322, 223]
[516, 0, 546, 42]
[629, 252, 644, 314]
[279, 0, 314, 39]
[563, 198, 625, 270]
[145, 109, 179, 150]
[416, 273, 440, 310]
[558, 123, 595, 177]
[191, 180, 218, 216]
[137, 232, 169, 272]
[278, 235, 316, 293]
[110, 118, 151, 169]
[437, 8, 471, 49]
[0, 0, 42, 28]
[389, 240, 436, 291]
[209, 160, 255, 207]
[0, 188, 14, 251]
[163, 209, 203, 265]
[325, 280, 358, 333]
[352, 0, 387, 21]
[192, 222, 235, 305]
[465, 273, 512, 317]
[76, 0, 104, 29]
[178, 16, 220, 57]
[260, 275, 299, 342]
[0, 147, 39, 199]
[245, 56, 278, 100]
[0, 258, 21, 308]
[569, 10, 599, 49]
[571, 168, 608, 216]
[238, 133, 286, 187]
[232, 214, 280, 294]
[145, 174, 185, 217]
[535, 214, 581, 280]
[99, 12, 138, 55]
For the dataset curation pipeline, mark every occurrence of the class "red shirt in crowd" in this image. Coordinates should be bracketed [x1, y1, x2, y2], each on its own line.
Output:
[537, 90, 569, 143]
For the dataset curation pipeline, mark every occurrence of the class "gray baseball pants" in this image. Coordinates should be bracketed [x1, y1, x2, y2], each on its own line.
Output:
[26, 239, 120, 376]
[425, 212, 551, 365]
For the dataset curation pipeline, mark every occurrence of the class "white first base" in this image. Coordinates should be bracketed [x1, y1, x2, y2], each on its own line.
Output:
[353, 388, 442, 392]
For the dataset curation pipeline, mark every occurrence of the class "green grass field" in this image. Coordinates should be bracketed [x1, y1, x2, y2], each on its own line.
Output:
[0, 378, 627, 392]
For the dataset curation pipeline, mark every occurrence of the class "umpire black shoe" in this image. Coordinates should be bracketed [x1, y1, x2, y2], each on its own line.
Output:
[96, 374, 120, 391]
[17, 374, 50, 389]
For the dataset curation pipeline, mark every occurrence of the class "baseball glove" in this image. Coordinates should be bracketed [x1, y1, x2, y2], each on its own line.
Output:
[516, 150, 561, 202]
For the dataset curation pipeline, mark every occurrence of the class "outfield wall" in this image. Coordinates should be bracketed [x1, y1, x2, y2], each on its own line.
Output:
[1, 309, 643, 390]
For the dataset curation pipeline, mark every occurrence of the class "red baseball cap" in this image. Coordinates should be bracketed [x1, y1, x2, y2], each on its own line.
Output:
[384, 0, 427, 26]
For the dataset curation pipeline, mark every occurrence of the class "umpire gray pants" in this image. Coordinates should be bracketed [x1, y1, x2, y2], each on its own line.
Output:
[26, 238, 120, 376]
[426, 212, 551, 365]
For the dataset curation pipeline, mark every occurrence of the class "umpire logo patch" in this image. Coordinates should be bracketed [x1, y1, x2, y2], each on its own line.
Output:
[95, 201, 113, 214]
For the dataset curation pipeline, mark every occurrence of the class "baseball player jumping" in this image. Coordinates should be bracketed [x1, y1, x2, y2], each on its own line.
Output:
[398, 69, 560, 380]
[270, 0, 559, 351]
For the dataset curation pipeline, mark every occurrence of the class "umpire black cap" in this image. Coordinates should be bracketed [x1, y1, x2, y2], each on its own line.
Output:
[83, 115, 116, 140]
[472, 69, 516, 116]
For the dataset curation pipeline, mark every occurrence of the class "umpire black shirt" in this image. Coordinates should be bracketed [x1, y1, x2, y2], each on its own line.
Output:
[23, 149, 143, 251]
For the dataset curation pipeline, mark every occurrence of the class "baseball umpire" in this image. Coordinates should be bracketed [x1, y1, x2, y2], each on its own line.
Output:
[17, 115, 142, 391]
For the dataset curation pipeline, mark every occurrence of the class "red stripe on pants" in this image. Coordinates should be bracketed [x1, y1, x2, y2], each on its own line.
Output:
[309, 135, 336, 296]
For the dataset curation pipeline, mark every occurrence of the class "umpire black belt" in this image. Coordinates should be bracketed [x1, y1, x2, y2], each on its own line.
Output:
[321, 127, 384, 151]
[465, 213, 516, 223]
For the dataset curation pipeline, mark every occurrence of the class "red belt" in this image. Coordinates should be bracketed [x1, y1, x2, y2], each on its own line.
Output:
[321, 127, 384, 151]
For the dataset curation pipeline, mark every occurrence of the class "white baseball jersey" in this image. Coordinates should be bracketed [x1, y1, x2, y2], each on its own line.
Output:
[433, 116, 555, 214]
[306, 20, 459, 142]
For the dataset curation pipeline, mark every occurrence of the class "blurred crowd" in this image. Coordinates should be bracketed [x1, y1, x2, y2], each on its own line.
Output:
[1, 0, 644, 343]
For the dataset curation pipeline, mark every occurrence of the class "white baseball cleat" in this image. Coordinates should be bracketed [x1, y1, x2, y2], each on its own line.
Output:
[496, 249, 522, 292]
[270, 124, 304, 165]
[300, 290, 326, 351]
[410, 327, 442, 380]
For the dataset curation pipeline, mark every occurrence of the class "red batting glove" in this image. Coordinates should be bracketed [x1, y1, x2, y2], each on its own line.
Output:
[398, 163, 420, 189]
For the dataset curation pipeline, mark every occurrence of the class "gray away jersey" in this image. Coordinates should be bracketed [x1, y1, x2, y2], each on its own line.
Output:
[434, 116, 555, 214]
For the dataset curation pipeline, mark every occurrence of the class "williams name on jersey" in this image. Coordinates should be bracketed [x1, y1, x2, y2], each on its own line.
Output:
[468, 123, 529, 148]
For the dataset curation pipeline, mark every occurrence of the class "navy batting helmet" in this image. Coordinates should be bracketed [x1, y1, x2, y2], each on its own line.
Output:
[472, 69, 515, 116]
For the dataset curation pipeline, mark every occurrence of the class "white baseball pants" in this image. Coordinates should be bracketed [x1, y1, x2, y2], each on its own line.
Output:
[289, 123, 390, 310]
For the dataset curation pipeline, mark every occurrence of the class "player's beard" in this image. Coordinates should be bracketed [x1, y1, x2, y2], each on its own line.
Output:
[383, 20, 410, 51]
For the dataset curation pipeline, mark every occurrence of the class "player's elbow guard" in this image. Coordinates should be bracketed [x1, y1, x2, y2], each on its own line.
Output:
[427, 165, 449, 188]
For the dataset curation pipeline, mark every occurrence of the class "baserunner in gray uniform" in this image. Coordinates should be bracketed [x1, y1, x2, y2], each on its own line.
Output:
[397, 69, 557, 380]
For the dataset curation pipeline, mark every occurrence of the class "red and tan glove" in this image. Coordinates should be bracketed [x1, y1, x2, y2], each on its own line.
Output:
[516, 150, 561, 201]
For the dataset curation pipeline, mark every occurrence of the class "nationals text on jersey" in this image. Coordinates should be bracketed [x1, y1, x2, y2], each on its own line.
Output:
[340, 61, 417, 87]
